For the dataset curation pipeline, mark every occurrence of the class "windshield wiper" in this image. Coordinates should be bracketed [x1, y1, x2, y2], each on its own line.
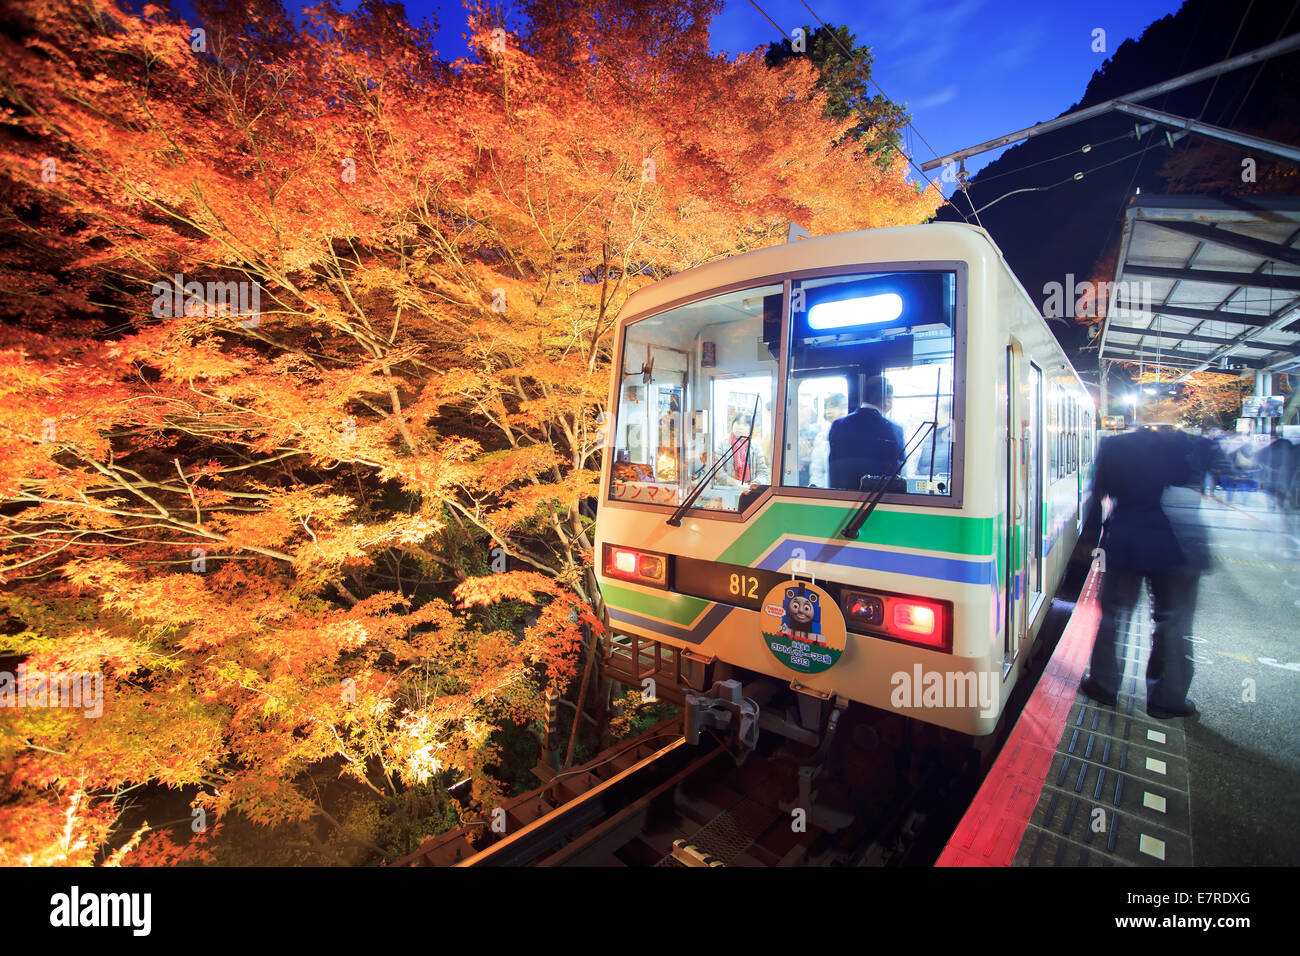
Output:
[667, 394, 760, 526]
[842, 421, 935, 540]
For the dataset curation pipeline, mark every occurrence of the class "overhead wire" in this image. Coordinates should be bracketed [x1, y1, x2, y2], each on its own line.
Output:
[1099, 1, 1213, 270]
[1096, 2, 1214, 392]
[744, 0, 971, 224]
[969, 141, 1181, 217]
[1165, 1, 1256, 195]
[790, 0, 993, 227]
[966, 128, 1142, 188]
[794, 0, 984, 228]
[1222, 0, 1298, 131]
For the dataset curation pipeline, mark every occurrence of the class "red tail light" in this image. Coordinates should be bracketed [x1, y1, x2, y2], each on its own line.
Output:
[894, 600, 935, 639]
[603, 544, 668, 588]
[842, 588, 950, 651]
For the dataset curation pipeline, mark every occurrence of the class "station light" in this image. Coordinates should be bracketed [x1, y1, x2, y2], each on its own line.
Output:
[807, 292, 903, 330]
[602, 544, 668, 588]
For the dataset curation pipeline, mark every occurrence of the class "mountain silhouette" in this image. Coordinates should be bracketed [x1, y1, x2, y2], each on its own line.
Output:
[934, 0, 1300, 375]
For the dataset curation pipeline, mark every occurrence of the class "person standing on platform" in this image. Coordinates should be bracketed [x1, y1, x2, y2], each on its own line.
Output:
[1080, 425, 1210, 719]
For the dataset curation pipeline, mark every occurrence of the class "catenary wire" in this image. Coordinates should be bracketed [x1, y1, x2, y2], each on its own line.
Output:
[745, 0, 972, 224]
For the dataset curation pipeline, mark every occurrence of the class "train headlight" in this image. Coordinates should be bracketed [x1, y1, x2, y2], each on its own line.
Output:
[603, 544, 669, 588]
[845, 593, 883, 628]
[638, 554, 666, 581]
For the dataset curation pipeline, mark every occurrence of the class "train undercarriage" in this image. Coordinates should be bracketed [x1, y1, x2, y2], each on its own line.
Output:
[601, 630, 1013, 845]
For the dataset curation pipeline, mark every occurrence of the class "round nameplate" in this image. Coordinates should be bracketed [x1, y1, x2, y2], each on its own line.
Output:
[759, 579, 846, 675]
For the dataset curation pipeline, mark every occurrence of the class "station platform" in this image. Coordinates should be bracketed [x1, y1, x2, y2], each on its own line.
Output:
[938, 487, 1300, 867]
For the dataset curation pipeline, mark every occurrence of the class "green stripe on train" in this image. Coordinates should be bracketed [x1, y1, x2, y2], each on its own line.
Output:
[717, 501, 994, 566]
[601, 581, 710, 625]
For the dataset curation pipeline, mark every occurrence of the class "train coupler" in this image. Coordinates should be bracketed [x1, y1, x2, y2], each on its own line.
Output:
[778, 694, 855, 831]
[683, 679, 759, 761]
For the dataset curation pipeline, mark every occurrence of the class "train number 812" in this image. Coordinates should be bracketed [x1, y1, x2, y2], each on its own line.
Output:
[729, 573, 760, 599]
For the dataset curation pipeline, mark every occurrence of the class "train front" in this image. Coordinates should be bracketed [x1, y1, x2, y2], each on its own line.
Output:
[594, 228, 1005, 739]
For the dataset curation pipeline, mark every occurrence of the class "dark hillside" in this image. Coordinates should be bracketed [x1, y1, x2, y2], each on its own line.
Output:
[935, 0, 1300, 372]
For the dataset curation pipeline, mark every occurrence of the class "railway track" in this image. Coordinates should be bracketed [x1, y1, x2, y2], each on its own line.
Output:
[391, 715, 852, 867]
[391, 593, 1077, 868]
[391, 715, 949, 867]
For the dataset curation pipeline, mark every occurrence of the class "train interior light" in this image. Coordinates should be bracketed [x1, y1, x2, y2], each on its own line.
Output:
[807, 292, 903, 330]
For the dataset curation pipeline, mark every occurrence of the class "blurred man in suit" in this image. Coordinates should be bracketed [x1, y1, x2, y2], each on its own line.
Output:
[1080, 425, 1210, 719]
[828, 375, 906, 492]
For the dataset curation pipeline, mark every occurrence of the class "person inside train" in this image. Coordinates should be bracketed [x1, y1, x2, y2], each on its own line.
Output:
[910, 398, 952, 479]
[1079, 424, 1210, 720]
[827, 375, 906, 492]
[808, 393, 847, 488]
[714, 407, 770, 487]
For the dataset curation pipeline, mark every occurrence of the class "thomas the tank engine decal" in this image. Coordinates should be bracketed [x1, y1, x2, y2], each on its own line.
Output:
[761, 580, 846, 675]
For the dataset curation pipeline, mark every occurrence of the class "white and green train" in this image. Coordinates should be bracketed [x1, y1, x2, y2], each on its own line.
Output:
[596, 223, 1094, 739]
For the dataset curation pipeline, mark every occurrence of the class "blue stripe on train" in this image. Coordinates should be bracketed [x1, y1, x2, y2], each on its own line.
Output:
[757, 539, 995, 586]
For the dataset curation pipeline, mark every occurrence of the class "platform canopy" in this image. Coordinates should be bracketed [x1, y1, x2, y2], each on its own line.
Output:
[1099, 194, 1300, 377]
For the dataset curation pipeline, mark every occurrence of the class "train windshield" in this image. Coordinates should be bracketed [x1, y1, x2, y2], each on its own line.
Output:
[782, 270, 958, 498]
[608, 270, 960, 515]
[609, 283, 783, 515]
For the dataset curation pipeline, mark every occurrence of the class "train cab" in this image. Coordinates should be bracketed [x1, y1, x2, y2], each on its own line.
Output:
[595, 224, 1093, 742]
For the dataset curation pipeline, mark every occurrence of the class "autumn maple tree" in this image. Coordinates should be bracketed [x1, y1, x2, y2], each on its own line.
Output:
[0, 0, 940, 864]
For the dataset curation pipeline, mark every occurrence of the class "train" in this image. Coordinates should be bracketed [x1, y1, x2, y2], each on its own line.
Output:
[594, 223, 1094, 749]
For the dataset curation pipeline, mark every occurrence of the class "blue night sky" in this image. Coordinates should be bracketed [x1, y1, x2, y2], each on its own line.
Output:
[707, 0, 1187, 189]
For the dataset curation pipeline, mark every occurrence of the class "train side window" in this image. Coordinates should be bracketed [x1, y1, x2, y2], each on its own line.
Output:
[1081, 408, 1088, 467]
[1073, 398, 1080, 473]
[1062, 392, 1071, 475]
[1067, 396, 1076, 474]
[1073, 398, 1079, 473]
[1063, 396, 1070, 475]
[1048, 389, 1058, 482]
[1075, 400, 1081, 472]
[1074, 400, 1081, 472]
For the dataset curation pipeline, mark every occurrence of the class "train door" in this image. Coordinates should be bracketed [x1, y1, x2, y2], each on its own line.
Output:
[1026, 363, 1043, 612]
[1003, 342, 1031, 667]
